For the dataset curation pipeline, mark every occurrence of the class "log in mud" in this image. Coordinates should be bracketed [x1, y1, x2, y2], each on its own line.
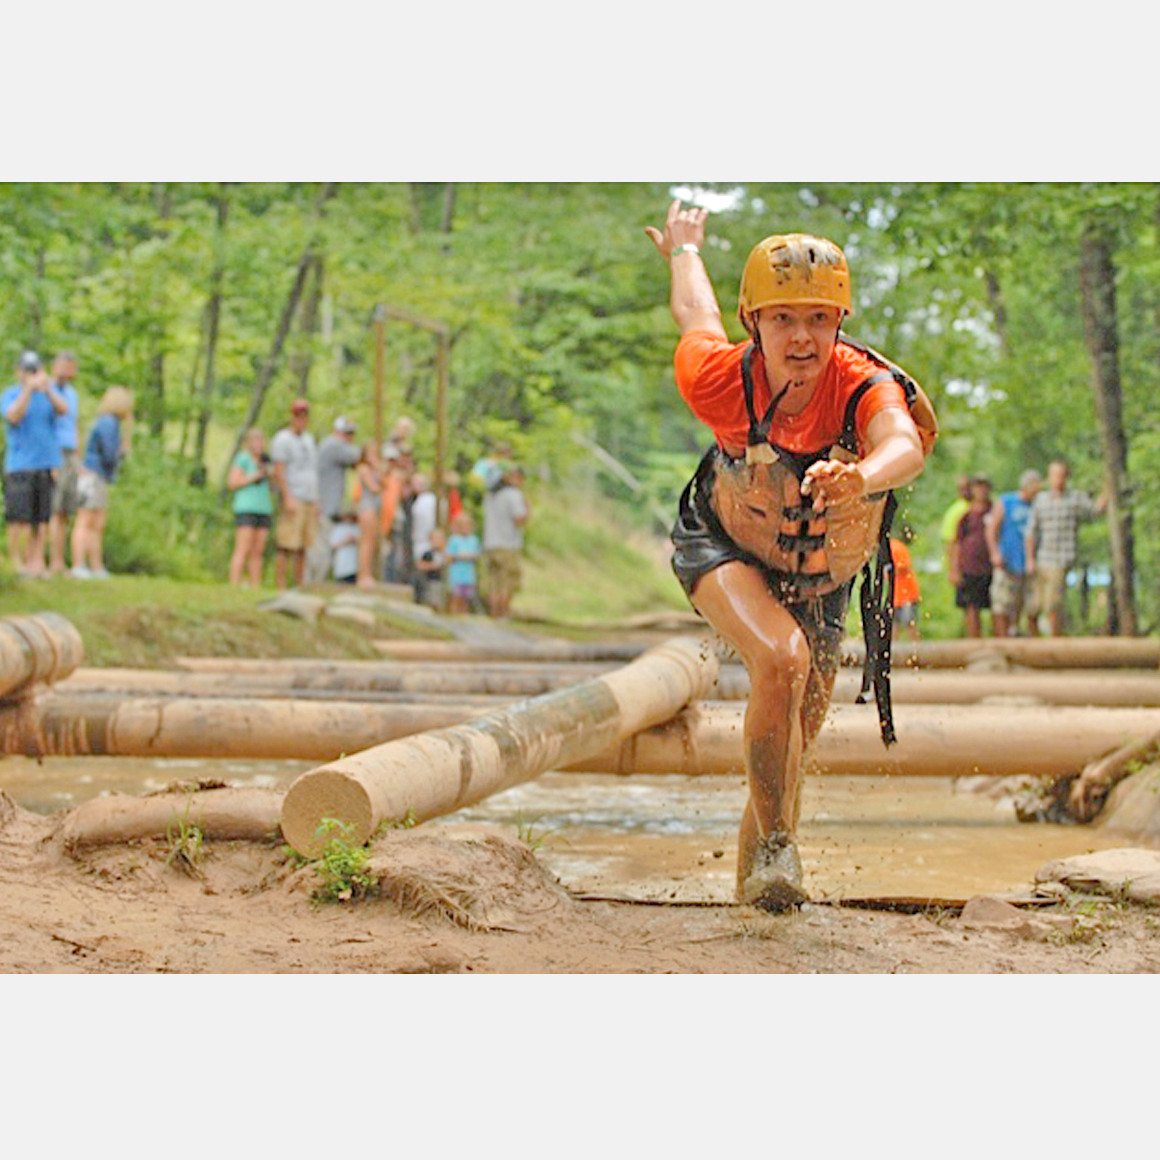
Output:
[62, 662, 1160, 707]
[4, 692, 1158, 775]
[0, 612, 84, 699]
[0, 694, 491, 760]
[280, 636, 718, 856]
[361, 635, 1160, 670]
[60, 784, 282, 850]
[569, 703, 1160, 778]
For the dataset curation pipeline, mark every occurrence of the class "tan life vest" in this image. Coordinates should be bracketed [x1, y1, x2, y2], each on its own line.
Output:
[708, 338, 937, 598]
[705, 336, 938, 747]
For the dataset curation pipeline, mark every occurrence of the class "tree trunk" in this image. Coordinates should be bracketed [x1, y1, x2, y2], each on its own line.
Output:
[220, 183, 337, 490]
[440, 182, 456, 253]
[1079, 223, 1137, 636]
[177, 303, 208, 460]
[192, 184, 230, 481]
[147, 183, 174, 438]
[28, 245, 46, 349]
[408, 182, 424, 234]
[983, 267, 1008, 356]
[288, 252, 324, 397]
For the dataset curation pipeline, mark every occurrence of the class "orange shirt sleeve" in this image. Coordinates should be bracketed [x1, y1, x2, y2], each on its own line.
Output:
[673, 330, 751, 446]
[853, 380, 910, 446]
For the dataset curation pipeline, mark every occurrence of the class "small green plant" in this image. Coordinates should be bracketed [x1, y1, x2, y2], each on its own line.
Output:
[165, 804, 206, 878]
[312, 818, 377, 903]
[515, 814, 547, 852]
[281, 844, 310, 869]
[376, 807, 418, 834]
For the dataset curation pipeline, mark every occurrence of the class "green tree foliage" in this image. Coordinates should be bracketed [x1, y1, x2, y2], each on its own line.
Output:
[0, 181, 1155, 625]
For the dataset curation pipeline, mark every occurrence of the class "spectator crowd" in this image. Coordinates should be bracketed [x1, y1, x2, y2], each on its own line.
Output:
[227, 398, 530, 617]
[2, 350, 133, 580]
[937, 459, 1107, 639]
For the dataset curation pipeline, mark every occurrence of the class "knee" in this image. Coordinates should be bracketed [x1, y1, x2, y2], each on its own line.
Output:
[743, 627, 812, 701]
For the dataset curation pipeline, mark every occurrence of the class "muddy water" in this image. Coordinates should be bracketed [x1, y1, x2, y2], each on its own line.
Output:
[0, 756, 1139, 902]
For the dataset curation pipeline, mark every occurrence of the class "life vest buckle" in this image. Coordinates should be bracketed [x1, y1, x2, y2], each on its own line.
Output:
[745, 442, 776, 466]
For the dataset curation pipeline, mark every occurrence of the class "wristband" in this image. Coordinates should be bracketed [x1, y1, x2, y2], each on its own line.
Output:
[671, 243, 700, 258]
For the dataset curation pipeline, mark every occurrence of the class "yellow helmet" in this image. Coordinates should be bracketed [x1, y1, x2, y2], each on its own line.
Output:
[738, 233, 854, 332]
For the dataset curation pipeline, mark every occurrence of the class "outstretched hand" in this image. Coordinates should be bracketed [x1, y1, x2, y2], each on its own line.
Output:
[644, 198, 708, 261]
[801, 459, 866, 512]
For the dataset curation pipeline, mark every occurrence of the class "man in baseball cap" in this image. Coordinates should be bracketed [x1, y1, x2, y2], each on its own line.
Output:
[3, 351, 69, 576]
[309, 413, 362, 583]
[269, 398, 319, 588]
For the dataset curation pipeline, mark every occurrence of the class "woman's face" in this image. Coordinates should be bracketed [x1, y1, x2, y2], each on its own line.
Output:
[753, 303, 842, 393]
[247, 431, 265, 456]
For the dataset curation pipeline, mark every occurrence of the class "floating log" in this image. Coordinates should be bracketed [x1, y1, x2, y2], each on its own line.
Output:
[155, 658, 623, 696]
[0, 612, 84, 699]
[831, 669, 1160, 707]
[0, 694, 494, 761]
[366, 635, 1160, 670]
[879, 637, 1160, 671]
[63, 662, 1160, 708]
[370, 639, 653, 663]
[280, 636, 719, 856]
[567, 703, 1160, 779]
[60, 785, 282, 851]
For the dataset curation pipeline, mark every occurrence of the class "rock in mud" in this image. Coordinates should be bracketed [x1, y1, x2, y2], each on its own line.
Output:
[258, 593, 326, 623]
[960, 895, 1072, 939]
[1098, 764, 1160, 841]
[324, 605, 377, 628]
[1035, 848, 1160, 905]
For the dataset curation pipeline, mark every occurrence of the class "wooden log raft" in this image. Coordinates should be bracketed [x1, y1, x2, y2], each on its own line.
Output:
[5, 690, 1159, 773]
[362, 635, 1160, 670]
[567, 703, 1160, 779]
[62, 662, 1160, 707]
[0, 694, 493, 760]
[0, 612, 84, 699]
[70, 660, 622, 698]
[861, 637, 1160, 671]
[280, 636, 719, 856]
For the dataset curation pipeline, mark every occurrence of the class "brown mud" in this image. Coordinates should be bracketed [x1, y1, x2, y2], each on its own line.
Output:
[2, 771, 1158, 973]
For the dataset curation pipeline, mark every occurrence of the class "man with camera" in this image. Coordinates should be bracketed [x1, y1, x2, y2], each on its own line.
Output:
[2, 351, 69, 577]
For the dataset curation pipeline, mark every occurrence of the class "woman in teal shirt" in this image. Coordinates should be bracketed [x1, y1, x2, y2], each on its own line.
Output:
[227, 427, 274, 586]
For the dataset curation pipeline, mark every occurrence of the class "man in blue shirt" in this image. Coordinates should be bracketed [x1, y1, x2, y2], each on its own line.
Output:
[2, 351, 68, 577]
[985, 469, 1042, 637]
[47, 351, 80, 575]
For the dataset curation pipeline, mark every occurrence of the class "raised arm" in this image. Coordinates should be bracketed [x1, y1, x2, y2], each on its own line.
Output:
[644, 200, 727, 338]
[4, 376, 38, 424]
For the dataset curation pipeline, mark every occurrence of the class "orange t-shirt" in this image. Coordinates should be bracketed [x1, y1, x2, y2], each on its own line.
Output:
[674, 330, 909, 456]
[889, 538, 921, 607]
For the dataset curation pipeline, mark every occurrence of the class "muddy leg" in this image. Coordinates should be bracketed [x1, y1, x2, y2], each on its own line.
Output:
[795, 663, 837, 829]
[691, 562, 811, 906]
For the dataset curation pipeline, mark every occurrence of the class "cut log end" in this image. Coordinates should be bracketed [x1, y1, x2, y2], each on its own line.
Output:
[282, 769, 375, 857]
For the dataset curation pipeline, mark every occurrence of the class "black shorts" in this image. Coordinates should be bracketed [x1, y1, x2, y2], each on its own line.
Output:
[4, 469, 55, 527]
[956, 573, 992, 609]
[235, 512, 272, 529]
[670, 448, 852, 677]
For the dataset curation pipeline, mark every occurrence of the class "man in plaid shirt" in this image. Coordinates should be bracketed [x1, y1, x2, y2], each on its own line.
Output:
[1025, 458, 1106, 636]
